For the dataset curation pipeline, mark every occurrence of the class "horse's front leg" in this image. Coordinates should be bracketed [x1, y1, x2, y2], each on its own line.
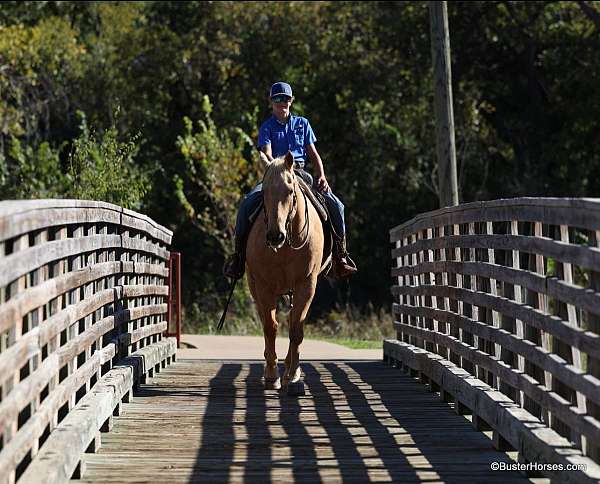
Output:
[252, 281, 280, 390]
[283, 276, 317, 396]
[262, 304, 281, 390]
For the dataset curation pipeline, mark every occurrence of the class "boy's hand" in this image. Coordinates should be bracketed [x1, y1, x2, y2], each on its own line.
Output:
[317, 175, 331, 193]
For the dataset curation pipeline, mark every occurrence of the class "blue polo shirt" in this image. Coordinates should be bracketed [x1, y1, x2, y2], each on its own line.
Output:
[257, 114, 317, 166]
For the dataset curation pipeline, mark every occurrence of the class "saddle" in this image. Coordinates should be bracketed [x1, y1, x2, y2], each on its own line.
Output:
[248, 174, 335, 277]
[296, 176, 334, 276]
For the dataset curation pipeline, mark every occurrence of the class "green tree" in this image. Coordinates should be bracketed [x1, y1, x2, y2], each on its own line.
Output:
[174, 96, 258, 256]
[0, 137, 67, 199]
[66, 111, 151, 209]
[2, 0, 600, 322]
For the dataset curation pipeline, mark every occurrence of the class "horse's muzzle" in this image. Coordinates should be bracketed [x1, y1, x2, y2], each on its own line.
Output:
[266, 230, 285, 251]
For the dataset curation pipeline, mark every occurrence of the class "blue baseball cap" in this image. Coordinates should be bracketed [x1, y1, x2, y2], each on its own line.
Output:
[270, 82, 293, 99]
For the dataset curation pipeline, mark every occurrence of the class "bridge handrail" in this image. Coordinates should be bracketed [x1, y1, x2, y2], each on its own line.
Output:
[0, 199, 177, 483]
[386, 197, 600, 483]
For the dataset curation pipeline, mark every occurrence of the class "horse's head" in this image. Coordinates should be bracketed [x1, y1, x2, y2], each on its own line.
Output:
[260, 150, 296, 251]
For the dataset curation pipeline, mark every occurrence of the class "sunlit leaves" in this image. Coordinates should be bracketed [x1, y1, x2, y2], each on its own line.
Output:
[66, 111, 151, 209]
[174, 96, 258, 256]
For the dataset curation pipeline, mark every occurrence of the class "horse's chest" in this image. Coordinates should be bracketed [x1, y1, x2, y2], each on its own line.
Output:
[247, 245, 318, 293]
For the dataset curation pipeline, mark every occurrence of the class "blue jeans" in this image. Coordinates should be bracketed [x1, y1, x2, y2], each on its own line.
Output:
[235, 171, 345, 240]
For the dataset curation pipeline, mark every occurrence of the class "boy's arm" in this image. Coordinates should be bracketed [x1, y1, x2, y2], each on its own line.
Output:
[307, 143, 330, 192]
[260, 144, 273, 160]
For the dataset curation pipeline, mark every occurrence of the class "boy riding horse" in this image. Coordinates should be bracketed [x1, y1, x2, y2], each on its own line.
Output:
[224, 81, 357, 280]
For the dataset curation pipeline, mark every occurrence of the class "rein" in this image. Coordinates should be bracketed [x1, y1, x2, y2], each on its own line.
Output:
[262, 169, 310, 250]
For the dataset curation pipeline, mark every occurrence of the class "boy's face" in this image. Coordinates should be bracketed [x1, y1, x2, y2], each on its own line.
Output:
[271, 95, 293, 119]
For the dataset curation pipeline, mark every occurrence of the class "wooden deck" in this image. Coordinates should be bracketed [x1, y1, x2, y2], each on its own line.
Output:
[75, 359, 536, 483]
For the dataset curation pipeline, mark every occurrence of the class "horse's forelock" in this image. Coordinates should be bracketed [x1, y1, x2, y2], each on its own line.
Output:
[263, 157, 290, 187]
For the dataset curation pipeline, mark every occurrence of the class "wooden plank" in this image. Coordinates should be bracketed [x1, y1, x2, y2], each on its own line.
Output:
[0, 262, 123, 336]
[0, 345, 115, 477]
[117, 304, 168, 327]
[533, 222, 553, 404]
[75, 358, 532, 484]
[121, 211, 172, 246]
[552, 225, 586, 446]
[384, 339, 600, 484]
[122, 284, 169, 298]
[388, 323, 600, 444]
[392, 259, 600, 320]
[15, 339, 176, 484]
[392, 233, 600, 273]
[391, 284, 600, 360]
[588, 230, 600, 462]
[132, 262, 169, 278]
[121, 236, 170, 262]
[390, 198, 600, 242]
[452, 223, 465, 365]
[423, 227, 436, 353]
[0, 200, 171, 244]
[0, 203, 122, 241]
[392, 304, 600, 406]
[127, 321, 168, 345]
[0, 235, 123, 289]
[499, 220, 521, 404]
[511, 221, 526, 408]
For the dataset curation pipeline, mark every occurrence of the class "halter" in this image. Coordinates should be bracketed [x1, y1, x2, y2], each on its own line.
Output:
[262, 167, 310, 250]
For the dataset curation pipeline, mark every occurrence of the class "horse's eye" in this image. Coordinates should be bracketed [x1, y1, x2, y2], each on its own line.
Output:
[289, 189, 293, 195]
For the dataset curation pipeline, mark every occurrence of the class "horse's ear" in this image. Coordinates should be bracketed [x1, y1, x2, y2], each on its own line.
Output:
[284, 151, 294, 171]
[258, 151, 272, 171]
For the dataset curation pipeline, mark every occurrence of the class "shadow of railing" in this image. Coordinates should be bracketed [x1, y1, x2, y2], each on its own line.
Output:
[192, 363, 241, 483]
[243, 363, 273, 484]
[171, 360, 528, 483]
[343, 361, 525, 482]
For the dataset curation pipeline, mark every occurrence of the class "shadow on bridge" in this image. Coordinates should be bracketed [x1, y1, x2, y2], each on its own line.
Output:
[76, 359, 529, 482]
[178, 360, 527, 484]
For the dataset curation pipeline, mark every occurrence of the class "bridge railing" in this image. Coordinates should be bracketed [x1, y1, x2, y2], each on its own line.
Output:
[0, 200, 177, 484]
[385, 197, 600, 483]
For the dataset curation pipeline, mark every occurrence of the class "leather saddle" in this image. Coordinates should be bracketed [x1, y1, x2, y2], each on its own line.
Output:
[296, 176, 334, 276]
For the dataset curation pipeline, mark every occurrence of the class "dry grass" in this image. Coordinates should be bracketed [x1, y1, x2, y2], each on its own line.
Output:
[184, 296, 394, 348]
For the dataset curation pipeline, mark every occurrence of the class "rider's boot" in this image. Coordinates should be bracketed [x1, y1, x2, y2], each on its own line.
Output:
[332, 236, 358, 278]
[223, 234, 247, 280]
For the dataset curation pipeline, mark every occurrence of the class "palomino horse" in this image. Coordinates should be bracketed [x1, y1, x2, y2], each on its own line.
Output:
[246, 151, 325, 395]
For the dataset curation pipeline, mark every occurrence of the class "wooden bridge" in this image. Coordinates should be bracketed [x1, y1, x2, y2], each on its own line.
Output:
[1, 198, 600, 483]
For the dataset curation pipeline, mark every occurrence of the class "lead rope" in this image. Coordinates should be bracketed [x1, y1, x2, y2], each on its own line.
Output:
[217, 277, 237, 332]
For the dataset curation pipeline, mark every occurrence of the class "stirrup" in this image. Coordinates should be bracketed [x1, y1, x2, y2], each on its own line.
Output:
[343, 254, 357, 270]
[333, 254, 357, 278]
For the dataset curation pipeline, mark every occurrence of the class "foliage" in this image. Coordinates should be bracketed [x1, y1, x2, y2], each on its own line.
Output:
[0, 16, 84, 145]
[183, 278, 262, 336]
[174, 96, 259, 256]
[0, 136, 67, 199]
[2, 1, 600, 331]
[66, 111, 151, 209]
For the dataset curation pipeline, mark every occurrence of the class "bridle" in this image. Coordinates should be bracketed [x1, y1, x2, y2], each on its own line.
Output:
[262, 168, 310, 250]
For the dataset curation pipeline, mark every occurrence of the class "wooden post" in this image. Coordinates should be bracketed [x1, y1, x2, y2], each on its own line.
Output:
[429, 1, 458, 207]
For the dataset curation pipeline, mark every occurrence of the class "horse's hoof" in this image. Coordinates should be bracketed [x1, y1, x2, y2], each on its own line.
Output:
[264, 378, 281, 390]
[287, 380, 305, 396]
